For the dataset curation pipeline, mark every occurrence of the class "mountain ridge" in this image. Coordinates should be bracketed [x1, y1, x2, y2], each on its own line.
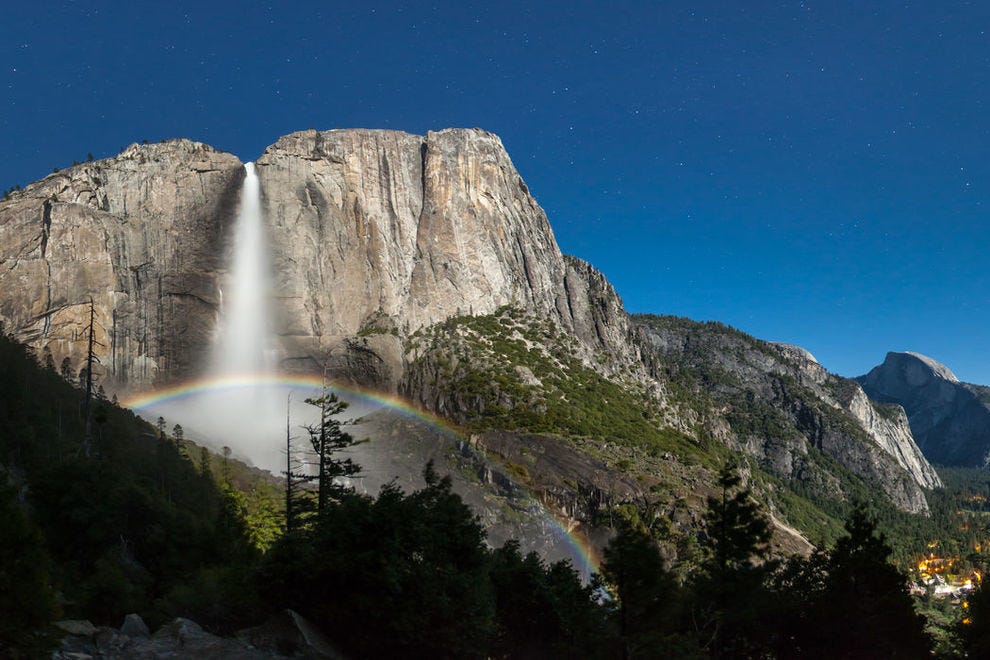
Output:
[0, 128, 942, 547]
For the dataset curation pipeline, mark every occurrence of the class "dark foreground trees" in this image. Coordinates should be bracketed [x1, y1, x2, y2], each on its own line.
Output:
[0, 326, 940, 659]
[599, 522, 701, 658]
[770, 508, 932, 659]
[959, 577, 990, 657]
[0, 478, 56, 647]
[258, 463, 607, 658]
[595, 468, 933, 659]
[0, 329, 261, 653]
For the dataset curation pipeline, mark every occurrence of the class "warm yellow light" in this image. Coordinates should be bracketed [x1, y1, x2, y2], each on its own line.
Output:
[963, 618, 972, 625]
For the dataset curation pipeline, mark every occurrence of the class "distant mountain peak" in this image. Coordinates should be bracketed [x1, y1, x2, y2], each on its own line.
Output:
[858, 351, 990, 467]
[890, 351, 959, 383]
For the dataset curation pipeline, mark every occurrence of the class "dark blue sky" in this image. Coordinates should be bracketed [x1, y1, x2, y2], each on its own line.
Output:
[3, 1, 989, 382]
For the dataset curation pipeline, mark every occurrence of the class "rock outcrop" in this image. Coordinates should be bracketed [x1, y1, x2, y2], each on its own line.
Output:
[635, 316, 940, 513]
[0, 141, 243, 390]
[858, 351, 990, 466]
[54, 612, 343, 659]
[0, 129, 637, 393]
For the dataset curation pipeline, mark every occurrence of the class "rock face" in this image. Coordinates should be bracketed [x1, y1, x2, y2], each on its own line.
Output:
[255, 128, 632, 386]
[635, 316, 940, 513]
[858, 351, 990, 466]
[0, 141, 243, 390]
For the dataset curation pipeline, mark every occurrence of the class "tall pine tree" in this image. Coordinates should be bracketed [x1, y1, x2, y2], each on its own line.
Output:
[303, 388, 360, 514]
[696, 463, 774, 658]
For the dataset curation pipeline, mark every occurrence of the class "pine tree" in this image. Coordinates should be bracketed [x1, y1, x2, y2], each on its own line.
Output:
[42, 346, 55, 372]
[0, 478, 56, 646]
[221, 446, 231, 485]
[959, 579, 990, 657]
[81, 298, 101, 456]
[813, 508, 932, 658]
[303, 388, 360, 514]
[600, 521, 699, 659]
[703, 463, 772, 576]
[281, 394, 310, 534]
[771, 507, 932, 658]
[198, 447, 212, 478]
[696, 462, 774, 658]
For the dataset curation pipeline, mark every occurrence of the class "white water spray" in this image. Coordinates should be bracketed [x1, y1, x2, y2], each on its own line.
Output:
[215, 162, 274, 376]
[144, 163, 369, 473]
[123, 163, 593, 577]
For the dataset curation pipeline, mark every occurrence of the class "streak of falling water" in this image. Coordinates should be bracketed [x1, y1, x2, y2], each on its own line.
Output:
[149, 163, 347, 474]
[183, 161, 289, 471]
[215, 162, 273, 376]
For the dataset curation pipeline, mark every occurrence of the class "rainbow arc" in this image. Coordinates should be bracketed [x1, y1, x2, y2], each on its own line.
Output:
[123, 373, 602, 578]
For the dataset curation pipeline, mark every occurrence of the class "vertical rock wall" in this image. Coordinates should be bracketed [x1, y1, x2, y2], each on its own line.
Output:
[255, 128, 631, 386]
[0, 141, 243, 390]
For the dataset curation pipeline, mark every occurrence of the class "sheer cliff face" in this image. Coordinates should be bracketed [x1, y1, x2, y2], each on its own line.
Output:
[0, 130, 631, 390]
[858, 352, 990, 466]
[0, 141, 243, 388]
[255, 128, 631, 382]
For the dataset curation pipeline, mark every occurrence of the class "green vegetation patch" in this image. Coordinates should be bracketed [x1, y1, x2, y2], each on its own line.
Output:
[408, 307, 706, 464]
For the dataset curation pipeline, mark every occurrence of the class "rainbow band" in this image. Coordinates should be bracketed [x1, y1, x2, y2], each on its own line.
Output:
[122, 373, 603, 578]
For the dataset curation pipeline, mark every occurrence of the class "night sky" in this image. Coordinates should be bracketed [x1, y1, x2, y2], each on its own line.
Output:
[3, 1, 989, 382]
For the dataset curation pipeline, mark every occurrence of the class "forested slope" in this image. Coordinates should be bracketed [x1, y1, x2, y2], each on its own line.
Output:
[0, 328, 266, 650]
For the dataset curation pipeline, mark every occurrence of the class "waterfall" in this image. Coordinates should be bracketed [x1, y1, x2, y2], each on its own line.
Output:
[132, 163, 342, 475]
[214, 162, 274, 376]
[177, 161, 285, 472]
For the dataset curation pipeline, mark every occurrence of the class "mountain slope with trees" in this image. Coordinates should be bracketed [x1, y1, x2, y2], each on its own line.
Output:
[0, 327, 269, 650]
[0, 132, 937, 535]
[7, 322, 990, 657]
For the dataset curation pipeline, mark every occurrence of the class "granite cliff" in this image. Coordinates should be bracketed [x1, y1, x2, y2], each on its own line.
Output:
[255, 128, 634, 386]
[0, 130, 633, 392]
[0, 141, 242, 389]
[633, 316, 940, 514]
[858, 351, 990, 466]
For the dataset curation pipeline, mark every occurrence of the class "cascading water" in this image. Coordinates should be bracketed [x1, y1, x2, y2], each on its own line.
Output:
[132, 163, 365, 474]
[175, 161, 289, 471]
[214, 162, 274, 376]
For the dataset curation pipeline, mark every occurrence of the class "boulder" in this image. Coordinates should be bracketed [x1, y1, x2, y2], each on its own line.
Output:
[54, 620, 97, 637]
[120, 612, 150, 638]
